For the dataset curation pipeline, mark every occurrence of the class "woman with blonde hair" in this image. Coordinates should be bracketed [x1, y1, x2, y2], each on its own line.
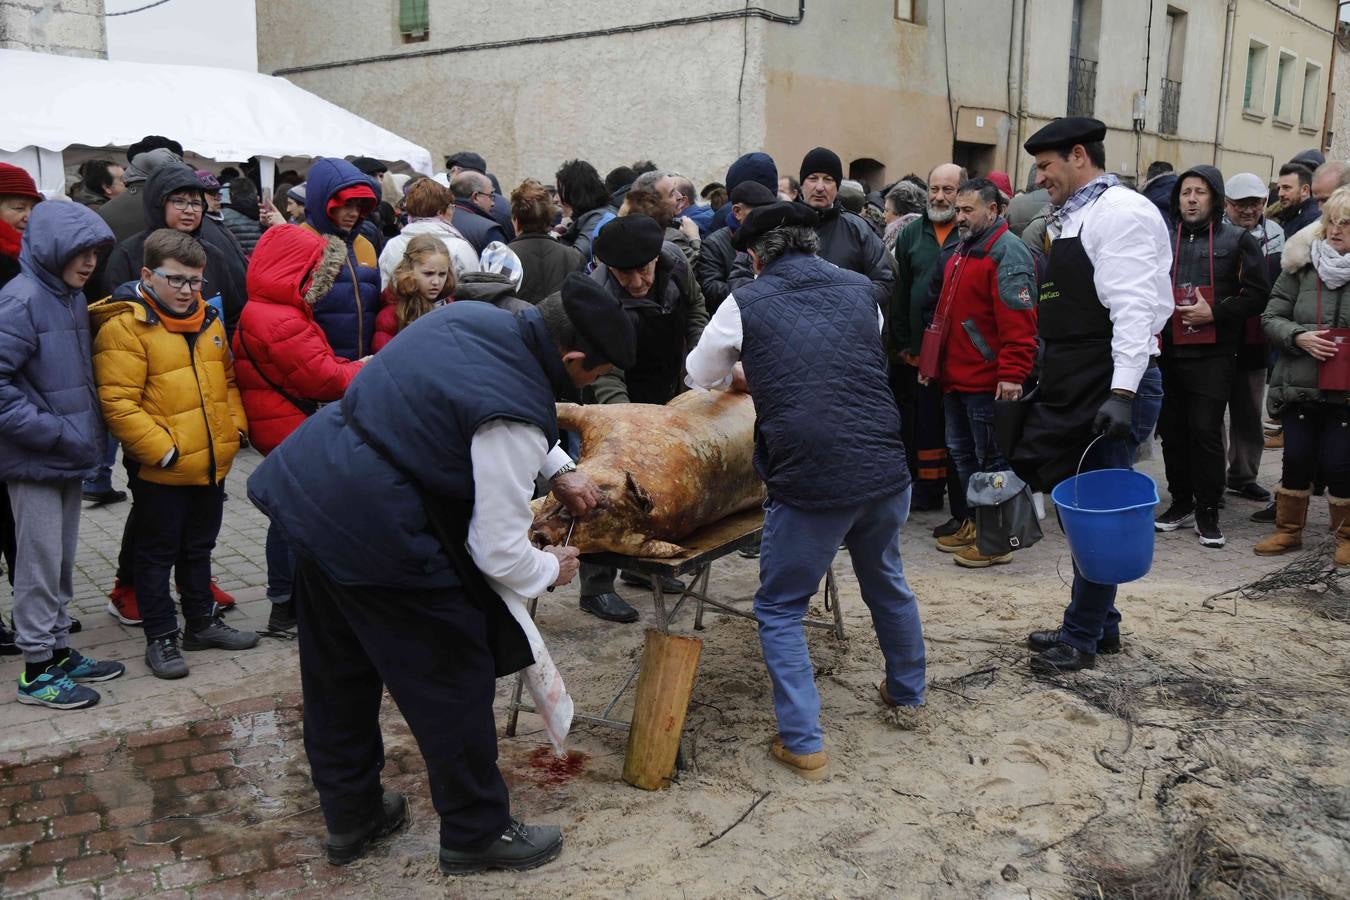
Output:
[373, 234, 455, 351]
[376, 178, 478, 288]
[1254, 185, 1350, 566]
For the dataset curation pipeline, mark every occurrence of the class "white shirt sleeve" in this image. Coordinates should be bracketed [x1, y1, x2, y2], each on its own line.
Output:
[539, 442, 573, 480]
[685, 295, 744, 391]
[467, 419, 560, 598]
[1080, 193, 1175, 393]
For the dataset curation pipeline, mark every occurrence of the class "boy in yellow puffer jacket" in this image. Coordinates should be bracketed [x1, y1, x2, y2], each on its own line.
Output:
[91, 229, 259, 680]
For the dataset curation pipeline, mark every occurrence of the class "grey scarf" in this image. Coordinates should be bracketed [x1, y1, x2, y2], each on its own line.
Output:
[1310, 238, 1350, 290]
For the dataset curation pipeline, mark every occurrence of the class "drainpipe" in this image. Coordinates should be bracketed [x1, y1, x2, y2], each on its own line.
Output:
[1013, 0, 1030, 188]
[1212, 0, 1238, 167]
[1324, 2, 1349, 151]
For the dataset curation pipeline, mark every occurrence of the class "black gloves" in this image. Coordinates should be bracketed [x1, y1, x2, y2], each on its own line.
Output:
[1092, 393, 1133, 441]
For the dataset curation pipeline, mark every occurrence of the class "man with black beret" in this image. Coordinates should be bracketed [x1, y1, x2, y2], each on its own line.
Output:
[1012, 116, 1172, 673]
[247, 278, 635, 874]
[797, 147, 895, 308]
[686, 202, 927, 782]
[574, 214, 708, 624]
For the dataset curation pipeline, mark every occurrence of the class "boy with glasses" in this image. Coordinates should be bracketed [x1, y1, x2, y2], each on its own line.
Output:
[91, 229, 256, 680]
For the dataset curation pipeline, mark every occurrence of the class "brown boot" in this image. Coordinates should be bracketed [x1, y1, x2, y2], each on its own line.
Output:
[1329, 496, 1350, 567]
[1253, 488, 1311, 556]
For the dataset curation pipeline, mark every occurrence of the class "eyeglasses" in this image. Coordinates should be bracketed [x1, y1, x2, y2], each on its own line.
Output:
[153, 269, 207, 291]
[1326, 218, 1350, 230]
[167, 197, 205, 212]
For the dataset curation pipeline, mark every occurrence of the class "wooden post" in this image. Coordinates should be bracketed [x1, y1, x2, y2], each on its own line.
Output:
[622, 629, 702, 790]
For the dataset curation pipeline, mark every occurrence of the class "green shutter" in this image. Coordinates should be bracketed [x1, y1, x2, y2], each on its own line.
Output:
[399, 0, 428, 35]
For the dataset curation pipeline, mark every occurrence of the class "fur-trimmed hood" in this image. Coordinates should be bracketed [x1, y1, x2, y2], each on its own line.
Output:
[245, 224, 347, 309]
[1280, 219, 1324, 273]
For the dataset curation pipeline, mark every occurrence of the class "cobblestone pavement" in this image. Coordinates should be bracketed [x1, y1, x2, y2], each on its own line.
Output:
[0, 437, 1330, 897]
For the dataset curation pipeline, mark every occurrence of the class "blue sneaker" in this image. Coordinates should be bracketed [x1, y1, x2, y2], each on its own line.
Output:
[17, 667, 101, 709]
[57, 649, 125, 683]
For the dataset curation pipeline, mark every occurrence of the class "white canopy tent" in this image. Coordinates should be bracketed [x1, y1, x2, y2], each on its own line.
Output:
[0, 49, 434, 198]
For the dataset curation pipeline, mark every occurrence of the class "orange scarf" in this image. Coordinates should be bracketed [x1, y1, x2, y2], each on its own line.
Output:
[139, 284, 205, 334]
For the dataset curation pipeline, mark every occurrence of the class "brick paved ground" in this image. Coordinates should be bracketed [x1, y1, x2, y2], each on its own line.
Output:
[0, 435, 1333, 897]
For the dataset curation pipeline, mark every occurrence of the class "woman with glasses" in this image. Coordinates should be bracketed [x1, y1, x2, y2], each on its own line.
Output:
[1255, 185, 1350, 566]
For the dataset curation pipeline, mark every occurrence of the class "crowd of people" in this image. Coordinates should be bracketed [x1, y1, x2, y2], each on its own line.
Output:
[0, 118, 1347, 872]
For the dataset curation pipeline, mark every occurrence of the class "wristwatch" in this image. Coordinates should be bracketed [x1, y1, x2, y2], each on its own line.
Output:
[551, 462, 577, 479]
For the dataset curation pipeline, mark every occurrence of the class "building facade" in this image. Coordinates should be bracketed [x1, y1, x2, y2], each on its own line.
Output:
[258, 0, 1341, 189]
[0, 0, 105, 59]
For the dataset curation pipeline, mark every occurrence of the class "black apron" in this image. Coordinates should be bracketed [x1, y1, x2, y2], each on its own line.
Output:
[1010, 227, 1116, 491]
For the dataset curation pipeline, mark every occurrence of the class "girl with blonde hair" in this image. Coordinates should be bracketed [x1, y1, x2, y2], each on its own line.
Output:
[373, 234, 455, 350]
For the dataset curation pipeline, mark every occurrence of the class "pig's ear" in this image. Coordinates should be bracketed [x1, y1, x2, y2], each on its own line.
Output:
[623, 471, 653, 513]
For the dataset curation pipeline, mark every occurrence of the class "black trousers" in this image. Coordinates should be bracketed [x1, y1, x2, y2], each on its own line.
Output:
[1159, 354, 1233, 510]
[128, 475, 222, 639]
[293, 558, 510, 851]
[892, 364, 967, 516]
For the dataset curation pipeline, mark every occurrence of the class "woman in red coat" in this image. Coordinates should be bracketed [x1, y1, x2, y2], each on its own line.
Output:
[232, 225, 365, 632]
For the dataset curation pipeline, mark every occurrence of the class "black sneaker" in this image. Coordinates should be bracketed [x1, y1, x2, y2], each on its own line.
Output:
[1251, 501, 1276, 523]
[1194, 506, 1226, 548]
[1228, 482, 1271, 502]
[326, 790, 408, 866]
[439, 819, 563, 875]
[266, 600, 297, 633]
[1153, 501, 1195, 532]
[932, 516, 965, 539]
[145, 634, 189, 680]
[182, 616, 260, 651]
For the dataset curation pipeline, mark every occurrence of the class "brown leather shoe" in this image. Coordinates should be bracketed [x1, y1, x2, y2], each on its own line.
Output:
[1253, 488, 1310, 556]
[770, 736, 830, 781]
[877, 682, 929, 730]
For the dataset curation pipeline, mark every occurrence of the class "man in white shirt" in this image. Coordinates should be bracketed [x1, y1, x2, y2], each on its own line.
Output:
[1010, 117, 1172, 673]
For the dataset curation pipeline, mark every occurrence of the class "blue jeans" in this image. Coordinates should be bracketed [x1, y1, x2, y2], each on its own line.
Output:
[81, 432, 120, 494]
[1060, 366, 1164, 653]
[756, 487, 926, 754]
[265, 520, 295, 603]
[943, 391, 1008, 505]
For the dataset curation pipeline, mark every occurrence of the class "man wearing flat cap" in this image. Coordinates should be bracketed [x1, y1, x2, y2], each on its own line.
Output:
[1012, 116, 1172, 673]
[247, 276, 635, 875]
[797, 146, 896, 308]
[574, 214, 709, 623]
[686, 202, 927, 782]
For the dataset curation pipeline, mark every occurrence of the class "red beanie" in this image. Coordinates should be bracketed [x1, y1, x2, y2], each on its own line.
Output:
[326, 183, 377, 223]
[0, 163, 43, 203]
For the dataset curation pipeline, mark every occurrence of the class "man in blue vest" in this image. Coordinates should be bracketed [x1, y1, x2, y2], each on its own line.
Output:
[247, 276, 635, 875]
[686, 202, 927, 782]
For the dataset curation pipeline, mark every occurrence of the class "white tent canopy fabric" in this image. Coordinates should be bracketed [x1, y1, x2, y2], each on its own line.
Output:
[0, 49, 434, 176]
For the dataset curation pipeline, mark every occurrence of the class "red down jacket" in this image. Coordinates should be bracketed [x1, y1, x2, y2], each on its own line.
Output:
[231, 225, 364, 454]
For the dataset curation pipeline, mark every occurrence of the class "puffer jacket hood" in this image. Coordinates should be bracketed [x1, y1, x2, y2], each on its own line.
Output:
[245, 225, 347, 310]
[21, 200, 114, 297]
[142, 162, 207, 232]
[122, 147, 181, 188]
[303, 157, 377, 239]
[1170, 165, 1226, 229]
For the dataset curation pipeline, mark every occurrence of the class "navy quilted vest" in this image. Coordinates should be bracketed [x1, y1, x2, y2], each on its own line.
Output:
[736, 252, 909, 509]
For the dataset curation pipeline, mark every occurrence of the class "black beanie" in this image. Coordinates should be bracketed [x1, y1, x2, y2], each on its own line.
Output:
[799, 147, 843, 185]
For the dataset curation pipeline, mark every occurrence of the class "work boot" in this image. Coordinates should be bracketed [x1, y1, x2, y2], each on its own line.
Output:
[769, 736, 830, 782]
[145, 634, 189, 680]
[326, 790, 408, 865]
[935, 519, 975, 552]
[579, 592, 639, 624]
[1029, 642, 1095, 674]
[1329, 495, 1350, 567]
[439, 819, 563, 874]
[182, 615, 260, 651]
[953, 544, 1012, 568]
[1253, 488, 1311, 556]
[1028, 628, 1121, 655]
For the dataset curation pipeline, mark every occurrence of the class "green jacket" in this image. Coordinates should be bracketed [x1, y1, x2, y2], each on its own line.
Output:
[891, 214, 961, 357]
[1263, 223, 1350, 417]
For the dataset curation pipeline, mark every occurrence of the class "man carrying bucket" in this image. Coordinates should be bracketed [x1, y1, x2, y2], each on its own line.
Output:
[1010, 118, 1172, 673]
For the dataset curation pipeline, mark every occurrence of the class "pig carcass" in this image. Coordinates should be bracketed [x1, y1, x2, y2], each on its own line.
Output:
[531, 390, 764, 557]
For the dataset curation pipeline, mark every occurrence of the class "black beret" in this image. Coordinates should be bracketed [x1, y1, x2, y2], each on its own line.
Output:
[446, 151, 487, 173]
[560, 273, 637, 370]
[1023, 116, 1107, 154]
[352, 156, 388, 176]
[593, 215, 664, 269]
[732, 201, 820, 252]
[730, 181, 777, 207]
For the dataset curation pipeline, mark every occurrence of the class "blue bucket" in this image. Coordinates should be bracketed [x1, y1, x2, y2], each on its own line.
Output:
[1051, 468, 1159, 585]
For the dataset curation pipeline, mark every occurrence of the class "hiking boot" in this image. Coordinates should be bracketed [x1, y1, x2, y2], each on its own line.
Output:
[326, 790, 408, 866]
[1153, 501, 1194, 532]
[931, 516, 964, 539]
[267, 600, 297, 633]
[935, 519, 975, 552]
[953, 545, 1012, 568]
[579, 592, 638, 624]
[107, 580, 142, 625]
[1328, 496, 1350, 567]
[620, 571, 684, 594]
[1251, 501, 1277, 523]
[1028, 628, 1121, 654]
[182, 616, 260, 651]
[1227, 482, 1271, 502]
[1194, 506, 1225, 548]
[145, 634, 189, 680]
[769, 737, 830, 782]
[17, 666, 100, 709]
[1254, 488, 1310, 557]
[1029, 642, 1095, 674]
[56, 649, 125, 683]
[439, 819, 563, 875]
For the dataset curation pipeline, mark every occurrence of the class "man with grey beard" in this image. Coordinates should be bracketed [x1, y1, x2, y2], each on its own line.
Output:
[891, 163, 968, 529]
